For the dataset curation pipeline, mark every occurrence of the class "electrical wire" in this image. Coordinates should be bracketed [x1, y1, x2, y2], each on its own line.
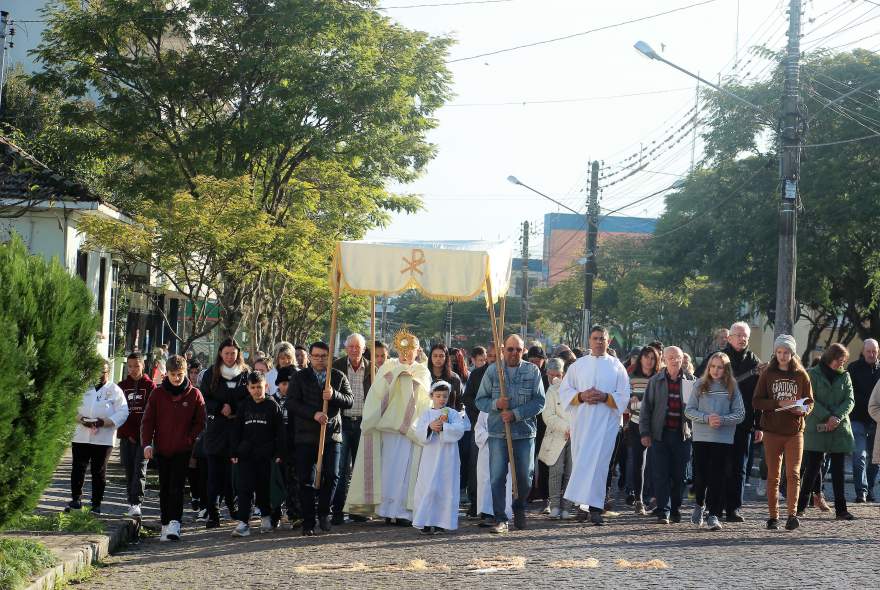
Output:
[445, 0, 723, 64]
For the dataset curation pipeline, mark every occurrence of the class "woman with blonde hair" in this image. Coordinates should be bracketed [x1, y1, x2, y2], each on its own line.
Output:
[266, 341, 296, 396]
[753, 334, 813, 530]
[684, 351, 745, 530]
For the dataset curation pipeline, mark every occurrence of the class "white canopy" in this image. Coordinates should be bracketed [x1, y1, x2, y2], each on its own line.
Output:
[330, 240, 513, 303]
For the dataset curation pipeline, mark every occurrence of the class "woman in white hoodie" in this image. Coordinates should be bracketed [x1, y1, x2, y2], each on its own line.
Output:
[538, 358, 572, 519]
[67, 360, 129, 514]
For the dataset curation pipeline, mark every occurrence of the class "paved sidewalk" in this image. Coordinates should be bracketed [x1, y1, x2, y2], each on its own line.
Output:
[77, 483, 880, 589]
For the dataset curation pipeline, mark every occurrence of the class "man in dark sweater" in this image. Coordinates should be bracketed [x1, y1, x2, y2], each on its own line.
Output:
[462, 343, 495, 518]
[712, 321, 763, 522]
[117, 352, 156, 517]
[287, 342, 353, 536]
[230, 371, 284, 537]
[847, 339, 880, 502]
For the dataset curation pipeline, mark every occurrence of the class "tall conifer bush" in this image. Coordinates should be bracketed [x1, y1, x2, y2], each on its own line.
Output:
[0, 235, 102, 527]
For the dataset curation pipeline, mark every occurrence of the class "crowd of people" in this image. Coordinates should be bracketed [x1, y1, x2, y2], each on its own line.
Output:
[66, 321, 880, 542]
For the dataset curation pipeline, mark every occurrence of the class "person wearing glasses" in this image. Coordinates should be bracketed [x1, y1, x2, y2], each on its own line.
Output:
[475, 334, 546, 534]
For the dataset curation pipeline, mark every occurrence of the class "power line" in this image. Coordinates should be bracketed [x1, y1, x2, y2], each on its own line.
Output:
[445, 0, 722, 64]
[445, 87, 691, 108]
[380, 0, 513, 8]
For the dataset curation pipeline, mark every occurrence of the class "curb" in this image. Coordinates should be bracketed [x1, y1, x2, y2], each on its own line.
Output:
[22, 518, 138, 590]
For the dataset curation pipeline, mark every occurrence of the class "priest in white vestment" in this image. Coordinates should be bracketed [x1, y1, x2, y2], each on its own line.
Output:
[345, 328, 432, 523]
[559, 325, 631, 525]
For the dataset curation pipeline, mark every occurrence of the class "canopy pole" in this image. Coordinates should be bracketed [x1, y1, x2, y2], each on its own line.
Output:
[315, 266, 341, 489]
[485, 279, 518, 500]
[499, 296, 507, 339]
[370, 296, 376, 384]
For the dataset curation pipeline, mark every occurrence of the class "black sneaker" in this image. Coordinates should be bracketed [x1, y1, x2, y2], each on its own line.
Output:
[854, 493, 866, 504]
[319, 515, 332, 532]
[868, 494, 877, 503]
[206, 518, 220, 529]
[384, 517, 395, 526]
[625, 493, 636, 506]
[785, 515, 800, 530]
[420, 526, 435, 535]
[331, 513, 345, 526]
[64, 500, 82, 513]
[302, 528, 315, 536]
[590, 511, 605, 526]
[835, 511, 855, 521]
[89, 504, 102, 515]
[670, 510, 682, 523]
[726, 511, 745, 523]
[766, 518, 779, 530]
[656, 515, 670, 525]
[350, 514, 369, 522]
[513, 511, 527, 530]
[396, 519, 412, 527]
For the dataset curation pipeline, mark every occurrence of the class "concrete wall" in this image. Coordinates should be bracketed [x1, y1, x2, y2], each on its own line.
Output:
[1, 210, 114, 359]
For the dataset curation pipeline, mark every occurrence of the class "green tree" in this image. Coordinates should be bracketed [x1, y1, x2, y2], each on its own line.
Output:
[655, 48, 880, 354]
[0, 236, 102, 526]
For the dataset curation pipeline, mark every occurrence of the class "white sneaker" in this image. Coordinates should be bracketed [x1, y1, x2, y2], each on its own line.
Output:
[166, 520, 181, 541]
[159, 525, 169, 542]
[548, 507, 561, 519]
[232, 521, 250, 537]
[560, 510, 572, 520]
[127, 504, 142, 518]
[261, 516, 273, 533]
[757, 480, 767, 497]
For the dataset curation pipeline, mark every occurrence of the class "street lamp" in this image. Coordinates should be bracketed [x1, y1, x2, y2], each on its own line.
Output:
[634, 31, 801, 336]
[633, 41, 767, 114]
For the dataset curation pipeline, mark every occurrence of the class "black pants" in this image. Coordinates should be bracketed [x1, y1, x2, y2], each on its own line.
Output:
[693, 441, 730, 517]
[188, 455, 207, 507]
[530, 414, 549, 501]
[724, 427, 751, 516]
[295, 441, 340, 531]
[273, 461, 302, 522]
[206, 454, 236, 519]
[157, 452, 190, 525]
[70, 443, 113, 506]
[332, 417, 361, 515]
[119, 437, 148, 505]
[237, 457, 272, 523]
[798, 451, 847, 515]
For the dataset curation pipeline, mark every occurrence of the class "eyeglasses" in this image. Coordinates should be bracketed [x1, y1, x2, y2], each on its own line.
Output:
[311, 353, 328, 359]
[506, 347, 523, 352]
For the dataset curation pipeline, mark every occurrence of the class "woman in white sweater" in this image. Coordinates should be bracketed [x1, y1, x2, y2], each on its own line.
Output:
[538, 358, 572, 519]
[68, 360, 129, 514]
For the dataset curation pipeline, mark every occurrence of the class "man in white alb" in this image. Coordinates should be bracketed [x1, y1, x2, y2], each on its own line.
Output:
[559, 325, 631, 525]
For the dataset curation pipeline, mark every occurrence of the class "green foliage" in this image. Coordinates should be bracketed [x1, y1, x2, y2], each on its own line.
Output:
[0, 537, 57, 590]
[657, 47, 880, 354]
[0, 236, 103, 527]
[2, 510, 105, 534]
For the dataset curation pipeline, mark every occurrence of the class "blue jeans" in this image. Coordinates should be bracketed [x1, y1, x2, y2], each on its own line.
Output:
[488, 436, 534, 522]
[725, 427, 751, 516]
[332, 417, 361, 515]
[651, 430, 691, 517]
[851, 420, 878, 497]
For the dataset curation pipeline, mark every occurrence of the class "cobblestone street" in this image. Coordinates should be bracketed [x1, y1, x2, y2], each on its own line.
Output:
[78, 484, 880, 589]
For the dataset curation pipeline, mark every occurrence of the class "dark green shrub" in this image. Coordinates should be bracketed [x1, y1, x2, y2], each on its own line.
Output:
[0, 235, 102, 527]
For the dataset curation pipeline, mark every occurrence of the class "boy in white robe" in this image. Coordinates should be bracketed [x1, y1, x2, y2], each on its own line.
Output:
[475, 411, 511, 526]
[412, 381, 468, 534]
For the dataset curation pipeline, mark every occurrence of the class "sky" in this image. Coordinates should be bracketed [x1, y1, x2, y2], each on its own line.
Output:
[4, 0, 878, 257]
[360, 0, 880, 254]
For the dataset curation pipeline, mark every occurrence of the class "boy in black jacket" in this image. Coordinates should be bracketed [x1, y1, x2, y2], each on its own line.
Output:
[230, 371, 284, 537]
[287, 341, 353, 536]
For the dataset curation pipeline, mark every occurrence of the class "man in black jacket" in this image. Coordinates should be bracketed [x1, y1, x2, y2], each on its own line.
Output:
[711, 321, 763, 522]
[461, 343, 495, 519]
[847, 339, 880, 502]
[330, 333, 372, 524]
[287, 342, 353, 536]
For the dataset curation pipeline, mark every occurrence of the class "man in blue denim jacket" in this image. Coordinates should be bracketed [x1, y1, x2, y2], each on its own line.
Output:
[476, 334, 546, 533]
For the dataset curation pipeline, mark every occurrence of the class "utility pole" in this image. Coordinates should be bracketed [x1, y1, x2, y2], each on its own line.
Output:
[775, 0, 802, 337]
[0, 11, 12, 112]
[444, 301, 453, 347]
[520, 220, 529, 339]
[582, 161, 600, 347]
